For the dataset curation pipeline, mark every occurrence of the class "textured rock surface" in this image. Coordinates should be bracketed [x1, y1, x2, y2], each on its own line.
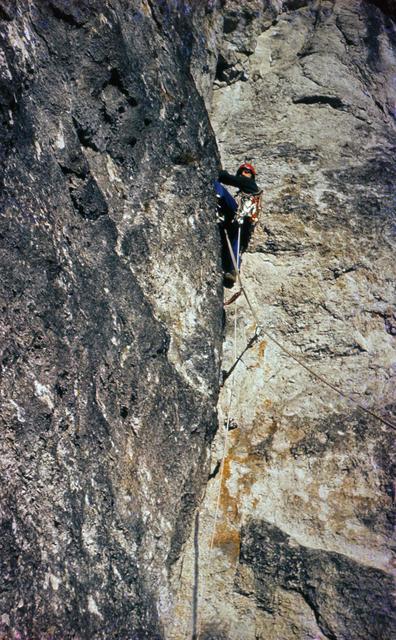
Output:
[0, 1, 223, 638]
[1, 1, 395, 639]
[168, 1, 396, 639]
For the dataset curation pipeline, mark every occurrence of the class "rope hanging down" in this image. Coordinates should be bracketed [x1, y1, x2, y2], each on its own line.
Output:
[195, 230, 242, 640]
[195, 225, 394, 638]
[223, 229, 396, 432]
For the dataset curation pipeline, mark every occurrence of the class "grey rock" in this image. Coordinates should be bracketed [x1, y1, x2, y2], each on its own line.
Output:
[168, 1, 396, 639]
[1, 0, 396, 639]
[239, 518, 396, 640]
[0, 1, 223, 638]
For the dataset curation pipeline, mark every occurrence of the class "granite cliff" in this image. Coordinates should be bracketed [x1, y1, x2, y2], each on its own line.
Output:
[0, 1, 395, 639]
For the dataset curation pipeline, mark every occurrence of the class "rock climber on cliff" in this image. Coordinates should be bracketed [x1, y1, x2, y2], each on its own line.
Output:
[215, 162, 262, 287]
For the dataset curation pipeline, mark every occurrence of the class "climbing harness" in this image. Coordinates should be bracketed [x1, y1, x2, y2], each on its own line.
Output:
[193, 194, 396, 640]
[223, 193, 261, 305]
[235, 190, 262, 225]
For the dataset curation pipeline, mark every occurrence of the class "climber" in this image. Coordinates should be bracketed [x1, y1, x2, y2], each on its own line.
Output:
[215, 162, 262, 286]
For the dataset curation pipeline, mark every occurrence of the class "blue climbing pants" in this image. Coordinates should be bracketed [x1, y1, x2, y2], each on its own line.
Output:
[214, 181, 238, 215]
[214, 180, 242, 269]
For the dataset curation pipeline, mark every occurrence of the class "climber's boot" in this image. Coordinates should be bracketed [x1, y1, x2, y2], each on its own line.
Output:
[224, 270, 237, 287]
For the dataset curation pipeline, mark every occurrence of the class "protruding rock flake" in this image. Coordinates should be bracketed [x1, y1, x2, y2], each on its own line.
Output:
[166, 1, 396, 639]
[0, 1, 221, 638]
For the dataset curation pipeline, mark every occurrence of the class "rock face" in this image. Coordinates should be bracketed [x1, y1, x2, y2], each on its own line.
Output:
[0, 1, 223, 638]
[1, 1, 395, 639]
[167, 1, 396, 639]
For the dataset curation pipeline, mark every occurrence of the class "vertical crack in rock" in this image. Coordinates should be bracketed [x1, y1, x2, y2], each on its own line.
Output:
[0, 1, 223, 638]
[167, 1, 396, 639]
[1, 1, 396, 639]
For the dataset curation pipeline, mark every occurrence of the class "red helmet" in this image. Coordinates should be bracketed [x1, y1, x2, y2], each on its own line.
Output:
[237, 162, 256, 176]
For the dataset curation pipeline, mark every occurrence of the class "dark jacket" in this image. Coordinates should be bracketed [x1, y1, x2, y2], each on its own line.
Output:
[218, 170, 261, 195]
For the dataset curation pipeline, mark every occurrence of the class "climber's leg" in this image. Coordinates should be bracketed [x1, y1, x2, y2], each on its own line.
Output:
[214, 181, 238, 219]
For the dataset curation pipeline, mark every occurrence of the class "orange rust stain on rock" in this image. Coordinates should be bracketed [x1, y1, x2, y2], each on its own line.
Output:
[252, 402, 276, 433]
[213, 455, 241, 562]
[212, 426, 272, 561]
[219, 456, 239, 521]
[258, 339, 267, 359]
[266, 416, 278, 437]
[250, 339, 268, 369]
[218, 447, 263, 522]
[212, 525, 241, 563]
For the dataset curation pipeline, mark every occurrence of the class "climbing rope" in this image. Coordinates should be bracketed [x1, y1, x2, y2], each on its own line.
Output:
[221, 329, 260, 384]
[195, 230, 242, 640]
[224, 230, 260, 327]
[194, 221, 394, 637]
[224, 229, 396, 431]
